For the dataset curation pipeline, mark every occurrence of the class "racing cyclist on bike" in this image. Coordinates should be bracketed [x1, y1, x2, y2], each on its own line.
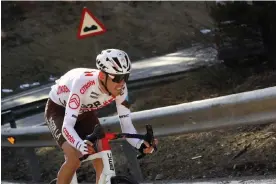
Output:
[44, 49, 158, 184]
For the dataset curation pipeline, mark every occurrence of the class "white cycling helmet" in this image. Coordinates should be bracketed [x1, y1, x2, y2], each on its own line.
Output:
[96, 49, 131, 75]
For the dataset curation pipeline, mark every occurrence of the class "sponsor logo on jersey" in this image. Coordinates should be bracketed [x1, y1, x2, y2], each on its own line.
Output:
[72, 114, 78, 119]
[76, 141, 81, 150]
[47, 117, 61, 140]
[90, 91, 100, 99]
[66, 113, 78, 119]
[69, 94, 80, 109]
[84, 71, 95, 76]
[107, 153, 115, 171]
[119, 114, 129, 118]
[57, 85, 70, 95]
[59, 98, 67, 107]
[80, 97, 115, 113]
[81, 101, 101, 109]
[63, 127, 75, 144]
[80, 80, 96, 94]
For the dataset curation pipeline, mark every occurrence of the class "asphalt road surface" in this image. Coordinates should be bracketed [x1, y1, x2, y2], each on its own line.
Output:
[2, 175, 276, 184]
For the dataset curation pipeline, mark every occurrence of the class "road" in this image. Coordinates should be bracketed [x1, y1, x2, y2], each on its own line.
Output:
[2, 175, 276, 184]
[1, 45, 217, 110]
[1, 112, 45, 129]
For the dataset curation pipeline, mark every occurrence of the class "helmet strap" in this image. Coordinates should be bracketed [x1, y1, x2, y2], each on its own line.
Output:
[101, 72, 112, 96]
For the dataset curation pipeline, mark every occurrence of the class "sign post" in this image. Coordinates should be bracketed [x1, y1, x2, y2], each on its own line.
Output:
[77, 7, 106, 53]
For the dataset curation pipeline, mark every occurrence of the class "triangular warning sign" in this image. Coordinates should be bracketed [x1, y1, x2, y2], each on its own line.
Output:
[77, 7, 106, 39]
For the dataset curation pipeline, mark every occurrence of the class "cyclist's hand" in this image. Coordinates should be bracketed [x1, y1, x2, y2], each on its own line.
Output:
[79, 140, 95, 155]
[142, 138, 158, 154]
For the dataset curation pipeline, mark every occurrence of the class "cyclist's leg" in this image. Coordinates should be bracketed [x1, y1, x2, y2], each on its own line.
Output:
[75, 111, 105, 184]
[45, 98, 81, 184]
[92, 158, 104, 184]
[58, 142, 81, 184]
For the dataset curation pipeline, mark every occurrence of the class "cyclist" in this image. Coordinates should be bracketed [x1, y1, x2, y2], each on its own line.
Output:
[44, 49, 158, 184]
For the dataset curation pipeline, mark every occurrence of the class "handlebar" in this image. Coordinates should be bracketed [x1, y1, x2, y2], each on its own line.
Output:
[79, 124, 157, 161]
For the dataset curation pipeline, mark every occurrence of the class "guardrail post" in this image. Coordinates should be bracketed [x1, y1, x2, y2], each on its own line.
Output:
[121, 140, 144, 182]
[24, 148, 41, 182]
[1, 110, 17, 128]
[9, 112, 17, 128]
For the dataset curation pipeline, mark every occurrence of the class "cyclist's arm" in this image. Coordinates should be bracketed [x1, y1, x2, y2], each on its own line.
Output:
[62, 77, 84, 150]
[115, 84, 143, 149]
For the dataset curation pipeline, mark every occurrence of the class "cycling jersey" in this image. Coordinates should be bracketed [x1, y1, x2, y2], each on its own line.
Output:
[48, 68, 143, 149]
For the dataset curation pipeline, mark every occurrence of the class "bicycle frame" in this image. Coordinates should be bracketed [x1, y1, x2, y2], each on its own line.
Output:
[71, 133, 117, 184]
[69, 124, 156, 184]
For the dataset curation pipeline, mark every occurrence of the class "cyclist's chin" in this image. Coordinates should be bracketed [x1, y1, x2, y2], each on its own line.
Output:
[111, 90, 120, 97]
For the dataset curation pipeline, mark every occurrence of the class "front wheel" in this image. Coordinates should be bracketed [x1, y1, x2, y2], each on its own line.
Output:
[111, 175, 139, 184]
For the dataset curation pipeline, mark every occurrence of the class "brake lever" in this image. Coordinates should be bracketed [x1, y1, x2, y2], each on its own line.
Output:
[146, 124, 158, 152]
[137, 124, 157, 160]
[79, 124, 105, 161]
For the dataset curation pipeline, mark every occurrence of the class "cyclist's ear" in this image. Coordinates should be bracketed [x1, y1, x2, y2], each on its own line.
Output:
[99, 71, 106, 81]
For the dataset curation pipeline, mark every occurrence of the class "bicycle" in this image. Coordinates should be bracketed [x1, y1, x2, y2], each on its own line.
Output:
[49, 124, 157, 184]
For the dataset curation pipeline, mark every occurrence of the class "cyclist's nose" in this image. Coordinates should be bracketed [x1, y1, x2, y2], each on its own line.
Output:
[115, 80, 125, 89]
[119, 79, 125, 85]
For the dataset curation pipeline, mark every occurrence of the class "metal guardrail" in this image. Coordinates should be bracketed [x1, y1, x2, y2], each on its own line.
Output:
[2, 86, 276, 182]
[1, 110, 17, 128]
[1, 99, 46, 126]
[3, 86, 276, 147]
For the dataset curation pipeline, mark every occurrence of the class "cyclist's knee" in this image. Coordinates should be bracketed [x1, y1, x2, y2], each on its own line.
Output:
[62, 142, 81, 169]
[66, 156, 81, 169]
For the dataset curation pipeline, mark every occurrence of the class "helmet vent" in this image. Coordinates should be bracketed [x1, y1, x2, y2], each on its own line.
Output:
[112, 57, 122, 68]
[124, 56, 129, 63]
[113, 66, 121, 72]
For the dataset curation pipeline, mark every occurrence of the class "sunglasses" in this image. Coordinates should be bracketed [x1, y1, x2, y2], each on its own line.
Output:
[108, 73, 130, 83]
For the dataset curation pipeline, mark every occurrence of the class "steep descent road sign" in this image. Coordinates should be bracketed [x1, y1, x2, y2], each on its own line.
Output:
[77, 7, 106, 39]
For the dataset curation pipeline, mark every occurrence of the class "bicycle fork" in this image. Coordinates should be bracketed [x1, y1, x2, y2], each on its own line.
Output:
[98, 150, 116, 184]
[70, 150, 116, 184]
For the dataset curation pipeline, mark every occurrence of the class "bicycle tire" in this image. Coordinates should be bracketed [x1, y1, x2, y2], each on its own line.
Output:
[48, 178, 57, 184]
[111, 175, 139, 184]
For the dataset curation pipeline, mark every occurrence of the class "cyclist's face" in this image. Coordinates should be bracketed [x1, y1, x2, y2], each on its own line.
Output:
[107, 74, 126, 96]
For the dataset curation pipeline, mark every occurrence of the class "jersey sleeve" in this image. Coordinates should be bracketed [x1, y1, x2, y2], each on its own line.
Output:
[62, 77, 85, 150]
[115, 84, 143, 149]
